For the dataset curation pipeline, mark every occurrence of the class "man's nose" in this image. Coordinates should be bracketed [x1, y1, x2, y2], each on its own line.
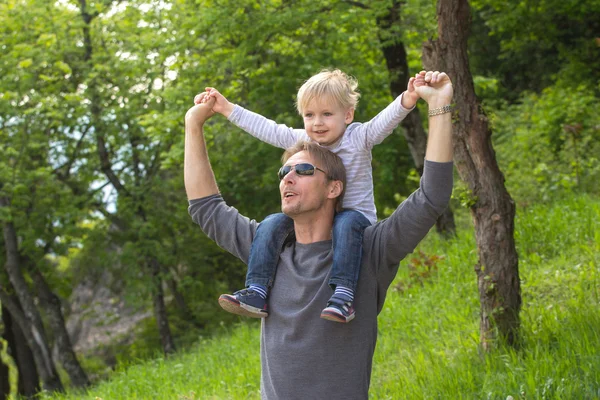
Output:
[284, 169, 299, 183]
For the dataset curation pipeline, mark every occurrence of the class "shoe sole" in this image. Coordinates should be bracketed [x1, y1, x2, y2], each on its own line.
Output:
[218, 295, 268, 318]
[320, 309, 355, 323]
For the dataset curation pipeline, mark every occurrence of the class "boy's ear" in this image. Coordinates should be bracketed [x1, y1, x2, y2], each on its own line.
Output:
[327, 180, 343, 200]
[345, 108, 355, 124]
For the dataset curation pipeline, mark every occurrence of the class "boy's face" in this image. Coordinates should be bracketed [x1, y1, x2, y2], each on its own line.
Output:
[302, 96, 354, 147]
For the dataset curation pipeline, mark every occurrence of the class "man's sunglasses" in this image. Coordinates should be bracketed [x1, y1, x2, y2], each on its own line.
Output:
[278, 163, 328, 181]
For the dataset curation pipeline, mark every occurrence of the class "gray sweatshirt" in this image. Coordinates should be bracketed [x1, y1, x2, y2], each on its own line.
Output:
[189, 160, 453, 399]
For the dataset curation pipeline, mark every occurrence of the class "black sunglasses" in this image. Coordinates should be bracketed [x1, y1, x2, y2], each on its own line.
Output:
[278, 163, 328, 181]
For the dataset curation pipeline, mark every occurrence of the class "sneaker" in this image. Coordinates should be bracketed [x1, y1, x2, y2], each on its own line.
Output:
[218, 289, 268, 318]
[320, 295, 355, 323]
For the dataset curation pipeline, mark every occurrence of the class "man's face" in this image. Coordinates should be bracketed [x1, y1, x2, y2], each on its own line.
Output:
[302, 97, 354, 147]
[279, 151, 331, 217]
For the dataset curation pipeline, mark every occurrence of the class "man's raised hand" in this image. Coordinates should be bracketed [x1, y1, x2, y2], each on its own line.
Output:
[186, 93, 216, 127]
[414, 71, 453, 108]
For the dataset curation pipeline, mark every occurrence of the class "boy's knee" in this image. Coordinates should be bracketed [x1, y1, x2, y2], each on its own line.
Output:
[334, 211, 368, 233]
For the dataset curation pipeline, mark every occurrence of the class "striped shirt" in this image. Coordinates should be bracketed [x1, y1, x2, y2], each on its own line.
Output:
[228, 94, 413, 224]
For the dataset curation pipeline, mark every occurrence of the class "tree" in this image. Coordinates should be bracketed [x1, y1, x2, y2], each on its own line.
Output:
[0, 220, 63, 392]
[76, 0, 177, 354]
[0, 0, 92, 389]
[422, 0, 521, 348]
[1, 303, 40, 397]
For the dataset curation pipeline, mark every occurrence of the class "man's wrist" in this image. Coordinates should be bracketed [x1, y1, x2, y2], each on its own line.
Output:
[426, 98, 453, 110]
[428, 104, 453, 117]
[185, 118, 206, 133]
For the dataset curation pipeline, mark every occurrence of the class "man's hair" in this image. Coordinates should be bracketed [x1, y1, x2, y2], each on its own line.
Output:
[282, 141, 346, 212]
[296, 69, 360, 115]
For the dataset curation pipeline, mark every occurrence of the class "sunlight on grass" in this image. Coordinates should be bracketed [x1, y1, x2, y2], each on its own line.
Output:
[43, 323, 262, 400]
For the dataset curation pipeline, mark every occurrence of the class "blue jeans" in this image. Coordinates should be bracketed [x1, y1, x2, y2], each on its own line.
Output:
[245, 210, 371, 292]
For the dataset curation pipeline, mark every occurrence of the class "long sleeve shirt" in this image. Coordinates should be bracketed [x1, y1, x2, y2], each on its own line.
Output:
[228, 94, 414, 224]
[189, 160, 454, 399]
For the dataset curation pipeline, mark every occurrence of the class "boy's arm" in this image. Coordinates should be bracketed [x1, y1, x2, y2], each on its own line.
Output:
[203, 87, 307, 150]
[350, 77, 419, 150]
[229, 105, 308, 149]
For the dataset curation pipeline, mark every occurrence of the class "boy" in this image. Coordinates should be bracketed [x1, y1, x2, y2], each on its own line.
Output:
[197, 69, 420, 323]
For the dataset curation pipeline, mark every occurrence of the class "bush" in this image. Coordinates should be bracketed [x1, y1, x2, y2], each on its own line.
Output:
[491, 83, 600, 204]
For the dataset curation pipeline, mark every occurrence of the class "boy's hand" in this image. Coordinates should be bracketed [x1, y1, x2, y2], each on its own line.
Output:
[401, 77, 420, 109]
[414, 70, 453, 108]
[196, 87, 235, 118]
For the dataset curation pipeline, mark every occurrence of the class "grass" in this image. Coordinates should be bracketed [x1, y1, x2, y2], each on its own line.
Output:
[43, 193, 600, 399]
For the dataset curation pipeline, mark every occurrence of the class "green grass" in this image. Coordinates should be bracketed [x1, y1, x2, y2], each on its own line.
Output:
[43, 194, 600, 399]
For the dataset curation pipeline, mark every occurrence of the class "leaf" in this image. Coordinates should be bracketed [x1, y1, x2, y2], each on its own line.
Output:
[37, 33, 57, 47]
[18, 58, 33, 68]
[55, 61, 72, 75]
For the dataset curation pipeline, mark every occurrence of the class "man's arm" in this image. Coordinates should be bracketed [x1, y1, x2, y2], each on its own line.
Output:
[185, 94, 257, 263]
[418, 71, 453, 163]
[375, 161, 453, 267]
[368, 160, 453, 314]
[201, 87, 307, 150]
[184, 95, 219, 199]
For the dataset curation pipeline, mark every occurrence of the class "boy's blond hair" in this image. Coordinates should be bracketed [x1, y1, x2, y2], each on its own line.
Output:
[296, 69, 360, 115]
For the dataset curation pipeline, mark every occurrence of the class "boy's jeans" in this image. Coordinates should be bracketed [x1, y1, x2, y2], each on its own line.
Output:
[245, 210, 371, 292]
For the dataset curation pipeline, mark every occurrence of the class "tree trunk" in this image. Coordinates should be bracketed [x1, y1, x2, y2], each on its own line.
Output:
[0, 203, 63, 392]
[2, 303, 40, 398]
[150, 260, 176, 355]
[377, 0, 456, 236]
[31, 269, 89, 388]
[0, 289, 60, 393]
[421, 0, 521, 348]
[166, 277, 189, 314]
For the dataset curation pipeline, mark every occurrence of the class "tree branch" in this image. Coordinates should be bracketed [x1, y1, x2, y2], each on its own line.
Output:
[341, 0, 370, 9]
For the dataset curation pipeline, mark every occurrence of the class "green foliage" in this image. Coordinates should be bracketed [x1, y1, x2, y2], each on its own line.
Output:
[0, 337, 19, 399]
[469, 0, 600, 98]
[491, 84, 600, 203]
[0, 0, 98, 304]
[452, 181, 479, 209]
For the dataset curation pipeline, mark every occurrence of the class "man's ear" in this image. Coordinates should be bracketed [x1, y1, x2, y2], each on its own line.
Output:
[327, 180, 343, 200]
[345, 108, 355, 124]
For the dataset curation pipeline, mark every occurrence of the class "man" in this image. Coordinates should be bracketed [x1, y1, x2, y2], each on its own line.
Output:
[185, 71, 454, 399]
